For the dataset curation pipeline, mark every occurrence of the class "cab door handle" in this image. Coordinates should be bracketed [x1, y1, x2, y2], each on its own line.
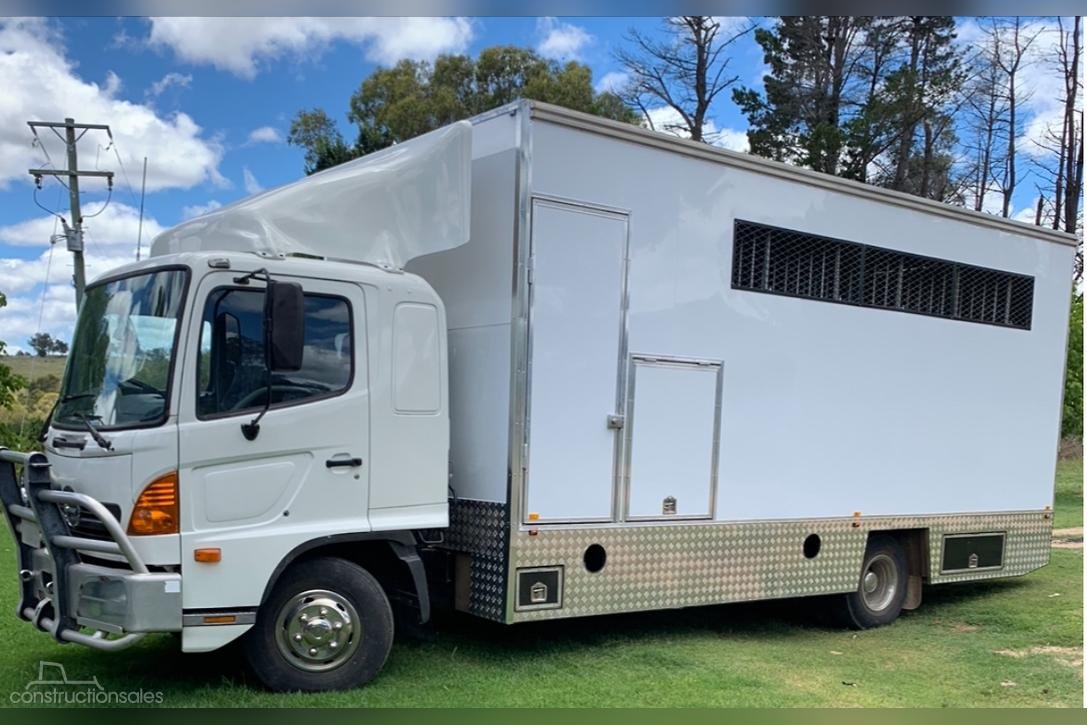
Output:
[326, 457, 363, 469]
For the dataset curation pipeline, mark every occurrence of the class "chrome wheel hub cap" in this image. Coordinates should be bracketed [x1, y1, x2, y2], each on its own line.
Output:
[275, 590, 360, 672]
[860, 554, 898, 612]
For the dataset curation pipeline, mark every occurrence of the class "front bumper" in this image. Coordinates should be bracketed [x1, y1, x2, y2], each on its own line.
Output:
[0, 448, 181, 650]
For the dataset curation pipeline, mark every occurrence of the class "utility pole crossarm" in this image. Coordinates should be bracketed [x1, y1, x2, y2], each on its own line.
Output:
[26, 117, 113, 309]
[27, 121, 111, 131]
[28, 169, 115, 179]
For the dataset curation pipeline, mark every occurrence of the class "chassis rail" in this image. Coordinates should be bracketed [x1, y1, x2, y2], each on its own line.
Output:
[0, 447, 148, 651]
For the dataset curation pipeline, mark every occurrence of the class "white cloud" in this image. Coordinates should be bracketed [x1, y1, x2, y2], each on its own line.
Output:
[641, 106, 749, 153]
[712, 16, 756, 38]
[642, 106, 691, 136]
[181, 199, 222, 219]
[146, 71, 192, 98]
[595, 71, 629, 94]
[536, 17, 592, 61]
[0, 248, 138, 350]
[242, 167, 263, 194]
[147, 17, 474, 79]
[247, 126, 283, 144]
[956, 18, 1077, 161]
[714, 128, 750, 153]
[0, 202, 169, 350]
[0, 20, 223, 193]
[0, 202, 165, 253]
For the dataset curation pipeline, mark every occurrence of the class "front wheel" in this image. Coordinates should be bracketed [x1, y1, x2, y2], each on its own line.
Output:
[244, 556, 394, 692]
[835, 534, 908, 630]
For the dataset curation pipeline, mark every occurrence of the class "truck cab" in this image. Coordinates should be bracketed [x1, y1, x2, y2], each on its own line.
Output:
[1, 250, 449, 690]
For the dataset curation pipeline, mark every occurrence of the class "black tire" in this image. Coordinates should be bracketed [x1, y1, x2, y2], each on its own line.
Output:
[244, 556, 394, 692]
[836, 534, 908, 630]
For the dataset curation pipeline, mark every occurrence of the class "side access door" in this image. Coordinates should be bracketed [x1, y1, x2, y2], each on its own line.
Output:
[176, 271, 369, 610]
[524, 198, 629, 523]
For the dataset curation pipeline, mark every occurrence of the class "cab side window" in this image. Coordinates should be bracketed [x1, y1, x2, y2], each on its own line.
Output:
[197, 288, 352, 417]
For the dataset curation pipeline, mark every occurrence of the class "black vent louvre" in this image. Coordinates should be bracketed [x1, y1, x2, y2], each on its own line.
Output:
[732, 220, 1034, 330]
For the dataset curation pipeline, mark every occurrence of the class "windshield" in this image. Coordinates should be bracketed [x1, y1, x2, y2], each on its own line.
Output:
[55, 268, 189, 430]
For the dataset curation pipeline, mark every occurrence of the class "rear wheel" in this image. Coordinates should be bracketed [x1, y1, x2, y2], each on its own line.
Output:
[836, 534, 908, 629]
[244, 556, 394, 692]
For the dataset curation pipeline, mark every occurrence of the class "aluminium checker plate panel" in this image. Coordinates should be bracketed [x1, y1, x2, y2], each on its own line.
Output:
[444, 500, 1051, 624]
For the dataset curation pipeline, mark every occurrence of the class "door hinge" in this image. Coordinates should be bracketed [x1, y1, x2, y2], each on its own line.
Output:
[526, 254, 535, 285]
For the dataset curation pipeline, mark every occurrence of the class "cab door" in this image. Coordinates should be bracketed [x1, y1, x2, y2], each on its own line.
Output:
[176, 270, 369, 610]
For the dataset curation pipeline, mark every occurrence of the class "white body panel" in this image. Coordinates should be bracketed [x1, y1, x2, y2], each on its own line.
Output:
[526, 119, 1073, 520]
[414, 104, 1075, 528]
[151, 122, 472, 270]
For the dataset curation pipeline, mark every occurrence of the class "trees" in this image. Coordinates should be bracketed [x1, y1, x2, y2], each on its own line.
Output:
[734, 17, 871, 174]
[980, 17, 1042, 218]
[1063, 294, 1083, 438]
[289, 46, 636, 174]
[1029, 16, 1082, 238]
[0, 292, 24, 408]
[27, 332, 67, 358]
[615, 16, 754, 142]
[736, 16, 966, 196]
[288, 109, 356, 175]
[878, 17, 964, 201]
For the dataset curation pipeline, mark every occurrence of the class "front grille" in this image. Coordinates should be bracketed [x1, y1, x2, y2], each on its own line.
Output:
[66, 502, 123, 541]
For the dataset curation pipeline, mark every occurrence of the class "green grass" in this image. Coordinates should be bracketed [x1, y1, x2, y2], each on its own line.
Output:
[1053, 458, 1083, 530]
[1, 356, 67, 383]
[0, 463, 1080, 708]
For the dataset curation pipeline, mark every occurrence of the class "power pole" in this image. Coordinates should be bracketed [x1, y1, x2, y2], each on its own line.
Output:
[27, 118, 114, 309]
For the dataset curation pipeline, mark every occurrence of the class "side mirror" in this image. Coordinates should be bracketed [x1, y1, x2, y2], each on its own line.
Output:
[265, 281, 305, 372]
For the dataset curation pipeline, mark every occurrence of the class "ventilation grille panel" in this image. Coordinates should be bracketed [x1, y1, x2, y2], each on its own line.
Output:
[731, 220, 1034, 330]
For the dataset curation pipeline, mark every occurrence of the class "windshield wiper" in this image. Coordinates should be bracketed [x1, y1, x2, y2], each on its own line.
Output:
[77, 413, 113, 451]
[119, 378, 166, 397]
[59, 392, 96, 404]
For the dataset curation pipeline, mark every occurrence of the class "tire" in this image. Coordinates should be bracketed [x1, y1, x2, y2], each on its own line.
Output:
[835, 534, 908, 630]
[244, 556, 394, 692]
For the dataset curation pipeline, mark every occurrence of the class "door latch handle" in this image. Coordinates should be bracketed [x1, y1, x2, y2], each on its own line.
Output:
[606, 415, 625, 430]
[326, 457, 363, 469]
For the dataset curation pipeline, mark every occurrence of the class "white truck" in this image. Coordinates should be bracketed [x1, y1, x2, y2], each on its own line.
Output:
[0, 101, 1075, 692]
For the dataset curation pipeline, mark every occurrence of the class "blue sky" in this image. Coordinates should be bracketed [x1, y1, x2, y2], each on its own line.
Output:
[0, 17, 1071, 350]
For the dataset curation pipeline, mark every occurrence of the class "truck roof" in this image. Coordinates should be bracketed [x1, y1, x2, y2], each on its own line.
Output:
[518, 100, 1077, 248]
[89, 249, 426, 291]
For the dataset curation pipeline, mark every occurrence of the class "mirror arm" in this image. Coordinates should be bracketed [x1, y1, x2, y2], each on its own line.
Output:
[233, 268, 270, 286]
[240, 268, 275, 442]
[241, 366, 273, 441]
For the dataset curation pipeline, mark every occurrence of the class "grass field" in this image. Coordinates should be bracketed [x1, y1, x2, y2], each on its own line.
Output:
[0, 461, 1081, 708]
[1, 356, 67, 383]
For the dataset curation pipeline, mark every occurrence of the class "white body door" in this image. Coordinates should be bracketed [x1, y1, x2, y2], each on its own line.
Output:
[524, 199, 628, 523]
[177, 271, 369, 608]
[624, 357, 722, 520]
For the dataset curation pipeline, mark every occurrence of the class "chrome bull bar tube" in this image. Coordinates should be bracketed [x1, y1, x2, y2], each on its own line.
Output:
[0, 447, 168, 651]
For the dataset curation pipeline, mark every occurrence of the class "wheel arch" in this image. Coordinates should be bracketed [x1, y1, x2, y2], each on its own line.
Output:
[261, 532, 431, 623]
[865, 528, 929, 610]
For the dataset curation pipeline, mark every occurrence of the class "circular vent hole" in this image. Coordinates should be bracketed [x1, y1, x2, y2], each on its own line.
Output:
[803, 534, 822, 559]
[583, 544, 607, 573]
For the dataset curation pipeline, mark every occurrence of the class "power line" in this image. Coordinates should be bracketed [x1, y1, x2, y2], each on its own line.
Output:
[26, 118, 115, 308]
[108, 140, 141, 209]
[28, 127, 68, 191]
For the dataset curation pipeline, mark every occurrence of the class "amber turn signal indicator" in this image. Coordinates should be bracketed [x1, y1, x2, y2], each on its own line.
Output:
[127, 472, 179, 536]
[194, 548, 221, 563]
[202, 614, 235, 624]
